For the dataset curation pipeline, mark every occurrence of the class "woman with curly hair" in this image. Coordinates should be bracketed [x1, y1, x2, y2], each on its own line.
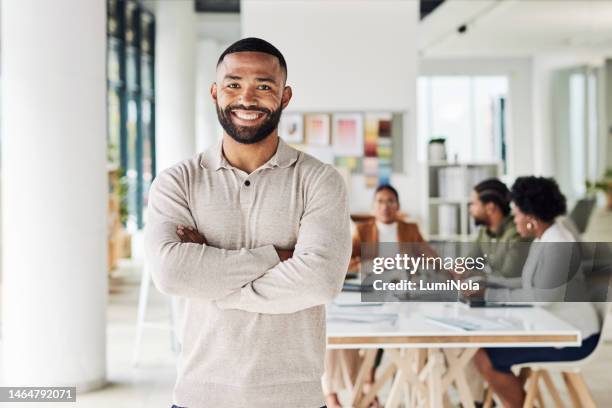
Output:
[470, 176, 601, 408]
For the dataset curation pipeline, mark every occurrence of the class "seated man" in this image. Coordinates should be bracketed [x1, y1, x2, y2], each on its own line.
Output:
[323, 184, 429, 408]
[468, 178, 532, 280]
[463, 178, 533, 404]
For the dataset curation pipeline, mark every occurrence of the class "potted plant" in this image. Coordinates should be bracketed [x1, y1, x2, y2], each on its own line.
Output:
[586, 169, 612, 210]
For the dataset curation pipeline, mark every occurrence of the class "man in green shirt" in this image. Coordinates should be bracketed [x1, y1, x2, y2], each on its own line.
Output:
[468, 178, 531, 279]
[464, 178, 532, 404]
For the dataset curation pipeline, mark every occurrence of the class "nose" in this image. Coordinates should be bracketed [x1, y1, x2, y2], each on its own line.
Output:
[238, 86, 257, 107]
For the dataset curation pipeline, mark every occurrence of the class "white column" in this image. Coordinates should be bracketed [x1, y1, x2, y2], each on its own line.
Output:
[156, 0, 197, 171]
[196, 39, 224, 153]
[1, 0, 107, 391]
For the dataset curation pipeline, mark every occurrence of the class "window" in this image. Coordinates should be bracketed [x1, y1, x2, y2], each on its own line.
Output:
[107, 0, 156, 230]
[418, 76, 509, 170]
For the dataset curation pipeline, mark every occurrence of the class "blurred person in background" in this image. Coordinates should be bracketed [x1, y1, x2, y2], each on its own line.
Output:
[323, 184, 432, 408]
[470, 176, 600, 408]
[468, 178, 532, 280]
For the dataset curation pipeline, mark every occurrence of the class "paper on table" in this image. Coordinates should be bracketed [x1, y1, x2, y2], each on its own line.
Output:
[425, 315, 517, 331]
[327, 311, 398, 324]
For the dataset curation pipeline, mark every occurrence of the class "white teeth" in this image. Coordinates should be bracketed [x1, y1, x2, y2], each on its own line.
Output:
[234, 111, 260, 120]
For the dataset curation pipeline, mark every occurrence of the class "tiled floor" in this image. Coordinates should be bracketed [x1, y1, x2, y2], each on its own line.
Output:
[0, 260, 177, 408]
[2, 208, 612, 407]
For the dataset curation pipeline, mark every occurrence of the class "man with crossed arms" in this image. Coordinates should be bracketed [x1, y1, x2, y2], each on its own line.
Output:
[145, 37, 351, 408]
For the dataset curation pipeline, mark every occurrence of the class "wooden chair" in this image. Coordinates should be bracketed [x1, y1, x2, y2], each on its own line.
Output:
[484, 303, 611, 408]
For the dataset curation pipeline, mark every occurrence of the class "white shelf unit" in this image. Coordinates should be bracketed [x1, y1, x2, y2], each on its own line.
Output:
[426, 162, 501, 242]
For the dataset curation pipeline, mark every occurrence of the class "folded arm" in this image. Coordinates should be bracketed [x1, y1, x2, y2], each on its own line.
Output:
[485, 242, 581, 302]
[216, 166, 352, 314]
[144, 167, 281, 300]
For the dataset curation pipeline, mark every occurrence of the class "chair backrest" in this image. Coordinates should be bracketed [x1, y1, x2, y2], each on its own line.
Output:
[593, 302, 612, 327]
[581, 302, 612, 361]
[569, 197, 597, 234]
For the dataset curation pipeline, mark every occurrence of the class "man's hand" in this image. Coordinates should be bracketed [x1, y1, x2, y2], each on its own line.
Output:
[276, 248, 294, 262]
[177, 225, 207, 245]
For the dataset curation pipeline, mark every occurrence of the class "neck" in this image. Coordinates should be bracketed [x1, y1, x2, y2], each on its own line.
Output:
[535, 221, 553, 239]
[377, 219, 396, 225]
[487, 212, 505, 234]
[221, 133, 279, 174]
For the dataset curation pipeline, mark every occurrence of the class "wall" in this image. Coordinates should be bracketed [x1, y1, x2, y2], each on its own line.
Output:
[196, 39, 226, 152]
[241, 0, 421, 220]
[195, 13, 241, 151]
[531, 51, 612, 178]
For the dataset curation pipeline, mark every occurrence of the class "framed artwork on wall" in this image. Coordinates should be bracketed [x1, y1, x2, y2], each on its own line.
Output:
[278, 112, 304, 144]
[304, 113, 330, 146]
[332, 113, 364, 156]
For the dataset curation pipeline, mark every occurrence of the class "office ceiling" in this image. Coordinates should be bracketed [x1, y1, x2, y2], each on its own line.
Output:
[419, 0, 612, 57]
[421, 0, 446, 20]
[195, 0, 239, 13]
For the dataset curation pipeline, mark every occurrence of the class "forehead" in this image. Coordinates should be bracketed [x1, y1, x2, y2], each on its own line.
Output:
[217, 51, 283, 79]
[375, 189, 397, 200]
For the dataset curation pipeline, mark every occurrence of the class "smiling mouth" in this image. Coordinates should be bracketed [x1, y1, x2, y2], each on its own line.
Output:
[231, 109, 266, 122]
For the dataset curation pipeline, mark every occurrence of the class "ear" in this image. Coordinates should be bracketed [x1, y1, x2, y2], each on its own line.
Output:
[210, 83, 218, 103]
[281, 86, 293, 110]
[484, 201, 496, 214]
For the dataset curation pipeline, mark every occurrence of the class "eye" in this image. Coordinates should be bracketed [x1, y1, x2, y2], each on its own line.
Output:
[257, 85, 271, 90]
[227, 83, 240, 89]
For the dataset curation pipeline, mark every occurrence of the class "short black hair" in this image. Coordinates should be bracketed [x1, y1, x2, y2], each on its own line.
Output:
[511, 176, 567, 223]
[375, 184, 399, 204]
[474, 178, 511, 216]
[217, 37, 287, 77]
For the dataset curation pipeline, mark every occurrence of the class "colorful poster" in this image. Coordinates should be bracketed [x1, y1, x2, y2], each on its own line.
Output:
[364, 113, 394, 186]
[332, 113, 364, 156]
[363, 157, 379, 188]
[378, 157, 392, 185]
[304, 114, 331, 146]
[278, 112, 304, 144]
[334, 156, 362, 174]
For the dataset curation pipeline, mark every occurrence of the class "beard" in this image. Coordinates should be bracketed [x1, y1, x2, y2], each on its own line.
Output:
[216, 102, 283, 145]
[473, 216, 487, 226]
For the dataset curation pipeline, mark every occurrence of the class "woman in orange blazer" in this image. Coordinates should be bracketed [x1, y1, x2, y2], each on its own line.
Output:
[323, 185, 433, 408]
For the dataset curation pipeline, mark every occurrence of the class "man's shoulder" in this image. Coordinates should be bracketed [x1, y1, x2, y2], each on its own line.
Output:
[152, 154, 204, 188]
[294, 149, 344, 185]
[293, 147, 327, 171]
[499, 221, 527, 242]
[473, 226, 488, 242]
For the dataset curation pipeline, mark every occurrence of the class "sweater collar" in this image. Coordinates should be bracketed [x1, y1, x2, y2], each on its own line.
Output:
[201, 137, 299, 171]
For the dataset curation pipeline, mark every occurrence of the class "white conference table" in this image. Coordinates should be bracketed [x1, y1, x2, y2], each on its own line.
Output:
[326, 292, 581, 408]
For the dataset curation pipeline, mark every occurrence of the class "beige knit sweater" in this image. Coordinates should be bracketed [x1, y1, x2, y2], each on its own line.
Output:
[145, 139, 351, 408]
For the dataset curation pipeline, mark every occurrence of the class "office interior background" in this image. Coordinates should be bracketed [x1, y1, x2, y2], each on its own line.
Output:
[1, 0, 612, 406]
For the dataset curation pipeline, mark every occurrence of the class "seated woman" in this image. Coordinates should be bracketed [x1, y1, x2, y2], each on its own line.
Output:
[470, 176, 601, 408]
[323, 184, 432, 408]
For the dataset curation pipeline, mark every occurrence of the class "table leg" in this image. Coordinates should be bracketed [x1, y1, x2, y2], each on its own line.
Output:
[348, 349, 377, 407]
[385, 366, 405, 408]
[359, 362, 396, 408]
[442, 348, 477, 408]
[427, 350, 445, 408]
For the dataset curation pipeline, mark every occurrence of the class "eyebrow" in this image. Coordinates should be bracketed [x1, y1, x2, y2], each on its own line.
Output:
[255, 77, 277, 84]
[223, 74, 277, 84]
